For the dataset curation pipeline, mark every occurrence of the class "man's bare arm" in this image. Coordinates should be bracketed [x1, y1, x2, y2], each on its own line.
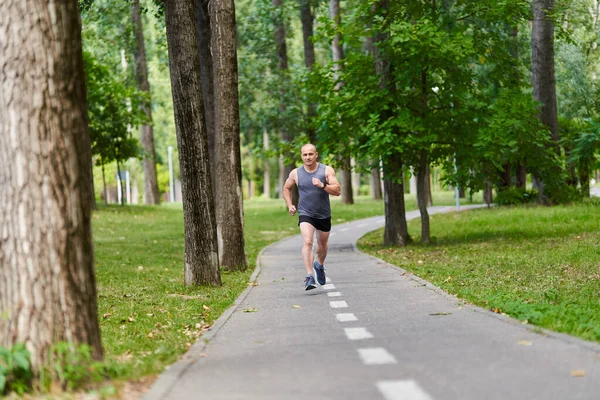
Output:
[283, 169, 297, 215]
[323, 166, 341, 196]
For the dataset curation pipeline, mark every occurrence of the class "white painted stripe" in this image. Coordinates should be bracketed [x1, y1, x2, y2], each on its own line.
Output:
[325, 277, 332, 283]
[344, 327, 374, 340]
[376, 380, 434, 400]
[330, 301, 348, 309]
[322, 283, 336, 290]
[327, 291, 342, 297]
[336, 313, 357, 322]
[358, 348, 397, 365]
[339, 228, 349, 232]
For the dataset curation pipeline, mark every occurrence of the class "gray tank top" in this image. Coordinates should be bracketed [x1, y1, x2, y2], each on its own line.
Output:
[297, 163, 331, 219]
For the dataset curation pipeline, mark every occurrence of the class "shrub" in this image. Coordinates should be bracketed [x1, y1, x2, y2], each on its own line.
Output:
[495, 188, 538, 206]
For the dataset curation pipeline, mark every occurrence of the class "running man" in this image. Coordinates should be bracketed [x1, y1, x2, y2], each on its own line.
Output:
[283, 144, 341, 290]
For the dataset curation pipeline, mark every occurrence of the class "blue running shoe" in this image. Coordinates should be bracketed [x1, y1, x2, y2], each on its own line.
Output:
[304, 275, 317, 291]
[313, 260, 326, 285]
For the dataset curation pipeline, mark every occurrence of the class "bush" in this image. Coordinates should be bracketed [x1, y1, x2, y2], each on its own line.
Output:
[495, 188, 538, 206]
[0, 343, 33, 395]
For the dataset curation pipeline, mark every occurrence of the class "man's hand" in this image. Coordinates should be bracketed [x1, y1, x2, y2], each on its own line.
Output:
[288, 205, 297, 216]
[312, 177, 325, 188]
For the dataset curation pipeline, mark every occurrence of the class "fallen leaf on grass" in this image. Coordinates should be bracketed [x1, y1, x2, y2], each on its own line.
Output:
[571, 370, 585, 377]
[430, 312, 452, 316]
[203, 305, 211, 311]
[518, 340, 532, 346]
[243, 308, 258, 313]
[491, 307, 502, 314]
[103, 313, 112, 319]
[248, 282, 259, 286]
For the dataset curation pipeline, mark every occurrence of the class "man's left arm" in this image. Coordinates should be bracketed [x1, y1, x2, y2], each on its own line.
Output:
[323, 166, 341, 196]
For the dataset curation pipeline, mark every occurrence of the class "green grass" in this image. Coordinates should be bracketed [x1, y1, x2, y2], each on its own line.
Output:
[358, 200, 600, 343]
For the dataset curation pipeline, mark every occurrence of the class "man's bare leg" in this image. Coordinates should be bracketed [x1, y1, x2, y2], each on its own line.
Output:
[299, 222, 316, 275]
[316, 230, 330, 266]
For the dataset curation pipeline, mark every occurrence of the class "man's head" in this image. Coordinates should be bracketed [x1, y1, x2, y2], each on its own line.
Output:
[301, 144, 318, 166]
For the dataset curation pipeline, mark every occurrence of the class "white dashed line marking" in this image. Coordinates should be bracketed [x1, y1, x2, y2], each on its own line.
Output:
[329, 301, 348, 309]
[358, 348, 397, 365]
[344, 327, 373, 340]
[327, 291, 341, 297]
[376, 380, 434, 400]
[322, 284, 336, 290]
[336, 313, 357, 322]
[325, 277, 331, 283]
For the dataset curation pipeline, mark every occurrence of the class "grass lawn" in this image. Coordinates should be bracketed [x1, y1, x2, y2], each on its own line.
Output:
[358, 200, 600, 343]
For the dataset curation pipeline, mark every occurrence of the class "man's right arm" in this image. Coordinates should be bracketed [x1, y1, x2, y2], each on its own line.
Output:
[283, 169, 297, 215]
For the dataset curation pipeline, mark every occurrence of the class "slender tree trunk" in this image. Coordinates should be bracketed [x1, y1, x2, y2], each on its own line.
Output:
[164, 0, 221, 286]
[416, 151, 430, 244]
[300, 0, 317, 143]
[210, 0, 248, 271]
[263, 130, 271, 198]
[330, 0, 353, 204]
[273, 0, 297, 203]
[383, 156, 411, 246]
[132, 0, 160, 205]
[532, 0, 559, 202]
[0, 0, 102, 375]
[484, 182, 493, 206]
[196, 0, 217, 191]
[102, 163, 108, 204]
[117, 160, 124, 206]
[370, 165, 383, 200]
[579, 163, 590, 197]
[516, 163, 527, 189]
[425, 163, 433, 206]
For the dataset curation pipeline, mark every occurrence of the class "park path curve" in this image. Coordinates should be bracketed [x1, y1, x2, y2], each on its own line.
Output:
[144, 205, 600, 400]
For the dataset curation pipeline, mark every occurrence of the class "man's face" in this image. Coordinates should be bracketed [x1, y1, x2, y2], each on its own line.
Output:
[301, 146, 317, 165]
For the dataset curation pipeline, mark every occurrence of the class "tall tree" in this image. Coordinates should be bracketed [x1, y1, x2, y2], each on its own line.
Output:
[300, 0, 318, 143]
[164, 0, 221, 286]
[0, 0, 102, 375]
[373, 0, 411, 246]
[132, 0, 161, 205]
[330, 0, 353, 204]
[196, 0, 218, 190]
[532, 0, 560, 201]
[210, 0, 248, 271]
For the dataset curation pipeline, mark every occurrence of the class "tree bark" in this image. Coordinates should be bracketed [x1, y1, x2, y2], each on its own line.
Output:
[532, 0, 559, 202]
[164, 0, 221, 286]
[196, 0, 218, 191]
[0, 0, 102, 375]
[132, 0, 160, 205]
[263, 130, 271, 198]
[416, 151, 430, 243]
[370, 165, 383, 200]
[330, 0, 353, 204]
[516, 163, 527, 189]
[210, 0, 248, 271]
[300, 0, 317, 143]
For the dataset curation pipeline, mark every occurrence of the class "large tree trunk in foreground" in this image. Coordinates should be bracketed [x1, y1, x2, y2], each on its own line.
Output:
[210, 0, 248, 272]
[0, 0, 102, 374]
[196, 0, 218, 191]
[532, 0, 559, 202]
[165, 0, 221, 286]
[383, 156, 411, 246]
[132, 0, 160, 205]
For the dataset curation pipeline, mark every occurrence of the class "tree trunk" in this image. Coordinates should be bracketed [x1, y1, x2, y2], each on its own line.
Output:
[132, 0, 160, 205]
[273, 0, 296, 203]
[330, 0, 353, 204]
[370, 164, 383, 200]
[0, 0, 102, 375]
[516, 163, 527, 189]
[164, 0, 221, 286]
[300, 0, 317, 143]
[416, 151, 430, 244]
[263, 130, 271, 198]
[532, 0, 559, 202]
[484, 182, 493, 206]
[383, 156, 411, 246]
[210, 0, 248, 272]
[579, 163, 590, 197]
[425, 163, 433, 206]
[117, 160, 124, 206]
[196, 0, 218, 191]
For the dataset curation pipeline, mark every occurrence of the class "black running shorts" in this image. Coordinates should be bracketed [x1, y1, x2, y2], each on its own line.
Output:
[298, 215, 332, 232]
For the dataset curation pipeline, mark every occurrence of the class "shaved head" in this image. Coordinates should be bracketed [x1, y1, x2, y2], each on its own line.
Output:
[301, 143, 317, 154]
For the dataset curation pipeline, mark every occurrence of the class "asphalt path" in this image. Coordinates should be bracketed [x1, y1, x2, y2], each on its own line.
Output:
[145, 205, 600, 400]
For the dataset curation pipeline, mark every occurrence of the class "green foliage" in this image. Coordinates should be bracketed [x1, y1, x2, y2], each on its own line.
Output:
[495, 188, 537, 206]
[0, 343, 32, 395]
